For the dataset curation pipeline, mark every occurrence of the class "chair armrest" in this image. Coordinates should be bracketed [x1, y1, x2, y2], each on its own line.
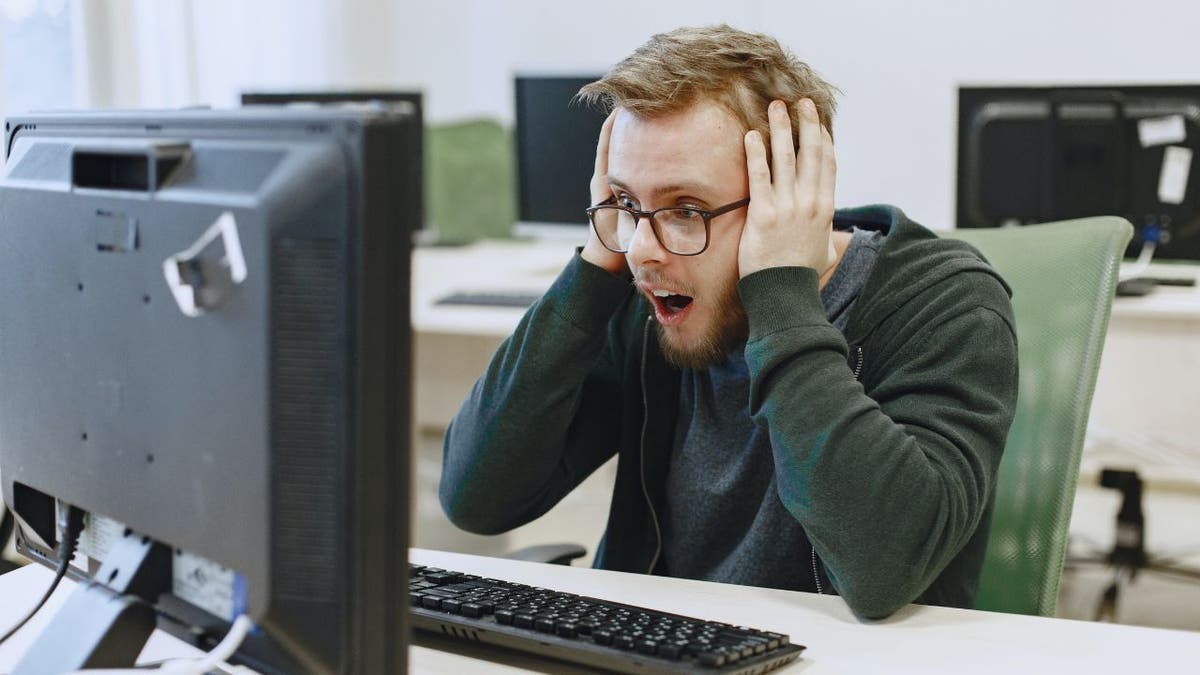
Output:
[501, 543, 587, 565]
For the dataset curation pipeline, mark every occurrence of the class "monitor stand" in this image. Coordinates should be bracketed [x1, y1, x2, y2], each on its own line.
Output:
[14, 530, 171, 673]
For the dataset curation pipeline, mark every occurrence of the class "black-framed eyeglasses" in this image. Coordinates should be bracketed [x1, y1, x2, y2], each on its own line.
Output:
[585, 196, 751, 256]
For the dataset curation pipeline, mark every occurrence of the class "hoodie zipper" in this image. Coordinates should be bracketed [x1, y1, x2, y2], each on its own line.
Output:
[811, 343, 865, 594]
[639, 317, 663, 575]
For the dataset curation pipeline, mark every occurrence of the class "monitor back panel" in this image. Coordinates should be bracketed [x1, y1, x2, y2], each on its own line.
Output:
[0, 108, 414, 673]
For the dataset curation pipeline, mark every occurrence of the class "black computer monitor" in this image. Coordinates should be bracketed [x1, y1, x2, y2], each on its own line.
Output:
[956, 85, 1200, 259]
[0, 107, 415, 673]
[242, 90, 425, 236]
[513, 74, 607, 240]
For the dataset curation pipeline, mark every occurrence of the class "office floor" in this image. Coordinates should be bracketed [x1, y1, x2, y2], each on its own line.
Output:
[1056, 482, 1200, 630]
[414, 429, 1200, 633]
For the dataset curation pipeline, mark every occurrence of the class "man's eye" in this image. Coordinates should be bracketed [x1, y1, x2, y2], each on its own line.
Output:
[618, 196, 638, 209]
[677, 207, 701, 219]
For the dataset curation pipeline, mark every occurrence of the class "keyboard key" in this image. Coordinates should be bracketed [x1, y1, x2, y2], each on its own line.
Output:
[423, 572, 463, 585]
[659, 641, 686, 660]
[461, 603, 484, 618]
[721, 648, 742, 664]
[635, 640, 658, 655]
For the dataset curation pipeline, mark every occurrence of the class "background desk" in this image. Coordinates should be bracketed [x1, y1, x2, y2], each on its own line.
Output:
[3, 548, 1199, 673]
[412, 239, 580, 431]
[1085, 262, 1200, 487]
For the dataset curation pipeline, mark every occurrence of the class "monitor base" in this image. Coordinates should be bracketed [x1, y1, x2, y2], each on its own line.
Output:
[13, 531, 170, 673]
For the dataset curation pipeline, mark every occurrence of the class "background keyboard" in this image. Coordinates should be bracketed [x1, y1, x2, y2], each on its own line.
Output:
[409, 564, 805, 674]
[434, 290, 542, 308]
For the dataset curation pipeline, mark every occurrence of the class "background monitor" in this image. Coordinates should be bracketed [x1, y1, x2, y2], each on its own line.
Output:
[957, 85, 1200, 260]
[513, 74, 607, 240]
[0, 107, 416, 673]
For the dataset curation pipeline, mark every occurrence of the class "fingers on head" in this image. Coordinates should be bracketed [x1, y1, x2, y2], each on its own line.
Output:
[597, 109, 618, 153]
[593, 110, 617, 190]
[819, 125, 836, 176]
[817, 125, 836, 218]
[796, 98, 824, 165]
[768, 100, 795, 176]
[744, 130, 772, 196]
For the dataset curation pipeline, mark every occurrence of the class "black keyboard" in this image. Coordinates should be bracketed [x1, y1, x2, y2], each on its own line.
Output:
[434, 290, 542, 308]
[409, 564, 805, 674]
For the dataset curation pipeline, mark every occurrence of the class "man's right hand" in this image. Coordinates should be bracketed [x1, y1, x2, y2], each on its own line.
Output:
[580, 110, 629, 276]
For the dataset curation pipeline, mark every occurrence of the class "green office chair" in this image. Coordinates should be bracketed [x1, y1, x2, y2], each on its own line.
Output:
[949, 217, 1133, 616]
[425, 119, 516, 243]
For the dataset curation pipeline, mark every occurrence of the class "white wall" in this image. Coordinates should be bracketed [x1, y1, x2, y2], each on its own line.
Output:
[10, 0, 1200, 228]
[371, 0, 1200, 229]
[0, 0, 73, 125]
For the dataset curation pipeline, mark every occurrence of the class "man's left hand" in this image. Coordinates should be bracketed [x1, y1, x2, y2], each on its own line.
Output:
[738, 98, 837, 278]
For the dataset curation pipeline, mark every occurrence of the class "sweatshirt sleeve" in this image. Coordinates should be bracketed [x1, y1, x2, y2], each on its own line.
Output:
[739, 266, 1017, 620]
[439, 253, 635, 535]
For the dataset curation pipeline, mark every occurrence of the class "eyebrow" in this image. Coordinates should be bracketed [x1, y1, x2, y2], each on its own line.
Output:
[607, 177, 719, 201]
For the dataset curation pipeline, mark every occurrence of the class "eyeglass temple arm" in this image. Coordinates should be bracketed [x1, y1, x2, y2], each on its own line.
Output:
[709, 197, 751, 218]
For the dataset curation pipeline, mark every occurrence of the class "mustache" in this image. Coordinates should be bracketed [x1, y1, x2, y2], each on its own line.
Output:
[631, 268, 697, 297]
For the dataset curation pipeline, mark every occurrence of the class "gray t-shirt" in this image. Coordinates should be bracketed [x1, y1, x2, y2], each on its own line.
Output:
[660, 227, 885, 591]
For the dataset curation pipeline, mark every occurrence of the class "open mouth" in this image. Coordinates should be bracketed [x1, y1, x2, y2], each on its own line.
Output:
[649, 288, 694, 325]
[653, 289, 694, 314]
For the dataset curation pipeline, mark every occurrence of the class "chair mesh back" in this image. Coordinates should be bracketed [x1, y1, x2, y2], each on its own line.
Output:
[426, 120, 515, 242]
[949, 218, 1131, 616]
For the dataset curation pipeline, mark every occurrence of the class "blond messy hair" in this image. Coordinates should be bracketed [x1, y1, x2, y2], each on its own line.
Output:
[578, 25, 839, 159]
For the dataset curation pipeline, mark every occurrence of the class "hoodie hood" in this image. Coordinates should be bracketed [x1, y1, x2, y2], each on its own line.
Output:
[834, 204, 1014, 346]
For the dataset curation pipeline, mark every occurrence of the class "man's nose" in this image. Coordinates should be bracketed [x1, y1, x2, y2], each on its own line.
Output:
[626, 214, 666, 267]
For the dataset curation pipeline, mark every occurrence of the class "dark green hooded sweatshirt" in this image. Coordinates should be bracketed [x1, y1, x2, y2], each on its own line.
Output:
[441, 205, 1018, 620]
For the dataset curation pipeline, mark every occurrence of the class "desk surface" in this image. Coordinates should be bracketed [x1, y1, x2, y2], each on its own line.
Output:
[3, 548, 1198, 674]
[408, 550, 1200, 674]
[413, 240, 1200, 337]
[414, 239, 579, 337]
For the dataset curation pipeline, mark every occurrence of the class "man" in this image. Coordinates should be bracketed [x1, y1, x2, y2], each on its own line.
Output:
[440, 25, 1017, 620]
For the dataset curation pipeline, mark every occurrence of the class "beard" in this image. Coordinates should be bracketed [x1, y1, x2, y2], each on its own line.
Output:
[650, 272, 748, 371]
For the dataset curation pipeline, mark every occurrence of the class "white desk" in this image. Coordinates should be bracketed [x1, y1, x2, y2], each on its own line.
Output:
[412, 239, 579, 430]
[3, 549, 1199, 673]
[0, 563, 206, 670]
[1086, 263, 1200, 487]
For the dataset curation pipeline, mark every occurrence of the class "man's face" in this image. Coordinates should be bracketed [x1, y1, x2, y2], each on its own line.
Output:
[606, 101, 750, 369]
